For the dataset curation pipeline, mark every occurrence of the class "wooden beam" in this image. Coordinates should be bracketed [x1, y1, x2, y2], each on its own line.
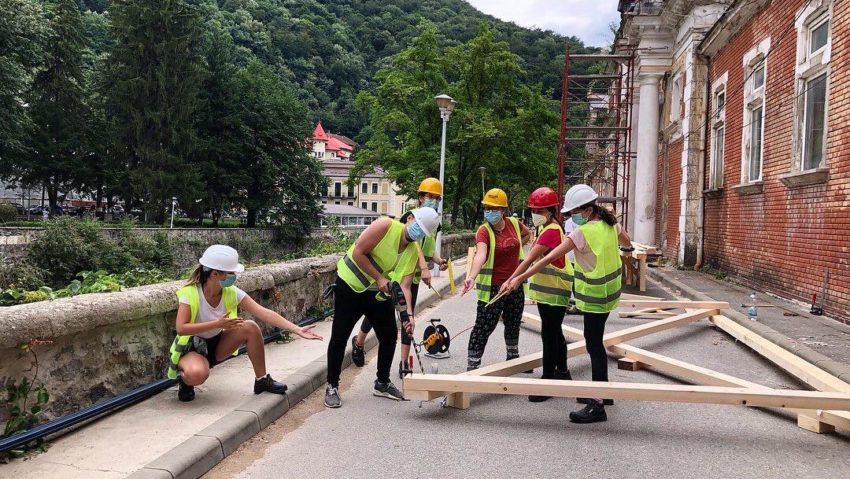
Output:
[618, 312, 678, 319]
[621, 293, 664, 301]
[618, 357, 644, 371]
[710, 315, 850, 394]
[403, 375, 850, 410]
[619, 300, 729, 309]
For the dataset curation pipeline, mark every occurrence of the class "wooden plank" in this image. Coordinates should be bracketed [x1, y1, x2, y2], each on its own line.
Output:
[619, 300, 729, 309]
[621, 293, 664, 301]
[798, 414, 836, 434]
[710, 315, 850, 394]
[403, 375, 850, 411]
[639, 256, 648, 292]
[618, 357, 644, 371]
[618, 312, 678, 319]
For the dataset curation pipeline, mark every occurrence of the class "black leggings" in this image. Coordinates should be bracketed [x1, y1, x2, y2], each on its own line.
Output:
[537, 303, 567, 378]
[583, 311, 610, 382]
[326, 276, 397, 387]
[359, 283, 418, 346]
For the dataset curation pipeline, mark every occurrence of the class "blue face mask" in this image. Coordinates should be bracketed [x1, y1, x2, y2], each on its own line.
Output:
[407, 222, 426, 241]
[484, 210, 502, 225]
[423, 198, 439, 210]
[571, 213, 588, 226]
[220, 274, 237, 288]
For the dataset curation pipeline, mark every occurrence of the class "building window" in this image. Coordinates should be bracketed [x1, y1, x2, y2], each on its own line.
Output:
[334, 201, 340, 205]
[361, 182, 368, 193]
[379, 202, 387, 214]
[371, 202, 377, 212]
[334, 182, 341, 197]
[793, 3, 831, 173]
[371, 183, 378, 194]
[709, 73, 728, 190]
[741, 38, 770, 184]
[347, 186, 354, 198]
[347, 201, 353, 206]
[381, 182, 389, 195]
[361, 202, 367, 209]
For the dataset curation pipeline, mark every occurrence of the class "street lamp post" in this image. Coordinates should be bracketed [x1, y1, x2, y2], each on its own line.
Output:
[434, 94, 456, 277]
[170, 197, 177, 229]
[479, 166, 486, 197]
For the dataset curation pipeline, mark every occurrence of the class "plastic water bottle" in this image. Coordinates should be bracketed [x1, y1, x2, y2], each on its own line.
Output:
[747, 293, 758, 322]
[430, 363, 439, 374]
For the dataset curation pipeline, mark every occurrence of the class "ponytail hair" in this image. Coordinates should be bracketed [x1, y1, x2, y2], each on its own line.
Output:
[186, 265, 212, 286]
[546, 206, 563, 230]
[587, 202, 617, 226]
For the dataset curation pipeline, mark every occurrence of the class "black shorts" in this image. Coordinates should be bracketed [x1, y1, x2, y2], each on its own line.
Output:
[189, 333, 224, 368]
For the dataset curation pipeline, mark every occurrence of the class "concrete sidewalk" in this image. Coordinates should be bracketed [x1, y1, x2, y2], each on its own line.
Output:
[648, 267, 850, 383]
[1, 265, 466, 479]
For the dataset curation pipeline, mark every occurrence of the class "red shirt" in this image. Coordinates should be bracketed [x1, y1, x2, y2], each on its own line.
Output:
[476, 220, 529, 286]
[535, 225, 566, 269]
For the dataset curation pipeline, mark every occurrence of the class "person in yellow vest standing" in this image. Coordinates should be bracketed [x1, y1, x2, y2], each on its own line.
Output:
[501, 187, 574, 402]
[350, 178, 448, 375]
[461, 188, 531, 371]
[325, 207, 441, 408]
[504, 184, 633, 423]
[168, 245, 323, 402]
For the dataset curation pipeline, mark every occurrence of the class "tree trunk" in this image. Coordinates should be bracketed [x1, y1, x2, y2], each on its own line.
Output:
[246, 208, 257, 227]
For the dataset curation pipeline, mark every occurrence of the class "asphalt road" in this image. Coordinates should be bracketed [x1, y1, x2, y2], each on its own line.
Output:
[206, 287, 850, 479]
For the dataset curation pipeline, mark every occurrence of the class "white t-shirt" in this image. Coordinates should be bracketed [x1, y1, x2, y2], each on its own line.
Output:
[568, 221, 623, 273]
[179, 285, 248, 339]
[563, 218, 578, 264]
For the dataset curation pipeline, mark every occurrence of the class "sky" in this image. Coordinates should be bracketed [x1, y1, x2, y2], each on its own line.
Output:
[465, 0, 620, 48]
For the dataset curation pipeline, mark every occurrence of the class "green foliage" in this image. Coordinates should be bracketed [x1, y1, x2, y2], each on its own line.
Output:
[0, 203, 18, 223]
[0, 257, 46, 290]
[2, 340, 50, 458]
[0, 268, 170, 306]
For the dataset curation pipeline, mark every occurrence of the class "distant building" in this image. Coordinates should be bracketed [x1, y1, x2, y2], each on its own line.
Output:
[320, 203, 380, 228]
[309, 122, 408, 218]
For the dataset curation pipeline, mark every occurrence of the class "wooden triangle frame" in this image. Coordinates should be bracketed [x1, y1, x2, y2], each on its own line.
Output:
[402, 298, 850, 434]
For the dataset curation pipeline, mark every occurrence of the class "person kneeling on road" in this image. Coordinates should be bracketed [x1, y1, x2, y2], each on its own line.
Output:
[324, 207, 441, 408]
[167, 245, 323, 402]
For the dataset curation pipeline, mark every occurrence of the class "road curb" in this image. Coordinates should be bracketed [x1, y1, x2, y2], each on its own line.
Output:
[126, 262, 466, 479]
[646, 268, 850, 384]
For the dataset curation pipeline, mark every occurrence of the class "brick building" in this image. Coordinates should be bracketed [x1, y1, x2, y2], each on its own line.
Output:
[616, 0, 849, 322]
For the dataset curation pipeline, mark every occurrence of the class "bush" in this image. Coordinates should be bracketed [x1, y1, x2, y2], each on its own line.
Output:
[0, 256, 46, 290]
[0, 203, 17, 223]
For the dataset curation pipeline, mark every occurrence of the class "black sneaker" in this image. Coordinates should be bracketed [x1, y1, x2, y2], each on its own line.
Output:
[554, 369, 572, 381]
[254, 374, 288, 395]
[569, 400, 607, 424]
[577, 397, 614, 405]
[373, 380, 405, 401]
[528, 382, 551, 403]
[177, 378, 195, 402]
[324, 384, 341, 408]
[351, 336, 365, 367]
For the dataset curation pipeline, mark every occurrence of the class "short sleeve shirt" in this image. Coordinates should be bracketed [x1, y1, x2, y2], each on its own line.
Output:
[179, 285, 247, 339]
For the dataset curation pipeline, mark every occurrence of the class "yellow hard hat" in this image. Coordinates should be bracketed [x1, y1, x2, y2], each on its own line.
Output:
[481, 188, 508, 207]
[418, 177, 443, 196]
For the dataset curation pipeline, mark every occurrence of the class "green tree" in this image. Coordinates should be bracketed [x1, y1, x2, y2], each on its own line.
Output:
[354, 23, 559, 227]
[105, 0, 204, 223]
[0, 0, 45, 173]
[231, 59, 324, 233]
[20, 0, 88, 213]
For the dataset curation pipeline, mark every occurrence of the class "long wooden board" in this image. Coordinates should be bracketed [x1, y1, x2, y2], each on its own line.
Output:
[404, 375, 850, 411]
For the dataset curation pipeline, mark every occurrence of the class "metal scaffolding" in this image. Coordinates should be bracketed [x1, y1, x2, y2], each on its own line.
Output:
[557, 49, 636, 226]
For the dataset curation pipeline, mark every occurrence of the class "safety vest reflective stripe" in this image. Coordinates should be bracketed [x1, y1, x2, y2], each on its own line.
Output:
[343, 254, 373, 290]
[174, 342, 191, 353]
[574, 289, 621, 305]
[574, 268, 621, 285]
[475, 282, 490, 291]
[476, 218, 525, 302]
[528, 283, 567, 296]
[480, 268, 493, 274]
[540, 266, 573, 281]
[366, 254, 383, 274]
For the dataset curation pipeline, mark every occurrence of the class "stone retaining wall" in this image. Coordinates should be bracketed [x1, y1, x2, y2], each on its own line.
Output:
[0, 234, 474, 421]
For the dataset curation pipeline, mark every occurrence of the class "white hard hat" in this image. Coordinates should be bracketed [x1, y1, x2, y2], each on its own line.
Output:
[412, 207, 441, 236]
[561, 184, 599, 213]
[199, 244, 245, 272]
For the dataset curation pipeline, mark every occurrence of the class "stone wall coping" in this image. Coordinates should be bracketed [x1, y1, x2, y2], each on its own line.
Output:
[0, 232, 474, 349]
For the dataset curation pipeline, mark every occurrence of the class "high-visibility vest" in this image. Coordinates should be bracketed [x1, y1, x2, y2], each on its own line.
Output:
[337, 219, 417, 293]
[475, 217, 526, 302]
[528, 223, 574, 306]
[413, 234, 436, 285]
[573, 221, 622, 313]
[166, 284, 238, 379]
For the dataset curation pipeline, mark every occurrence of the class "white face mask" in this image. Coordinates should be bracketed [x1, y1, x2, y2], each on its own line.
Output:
[531, 213, 547, 227]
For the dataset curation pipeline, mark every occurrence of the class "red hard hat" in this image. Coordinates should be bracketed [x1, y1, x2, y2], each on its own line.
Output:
[528, 187, 559, 209]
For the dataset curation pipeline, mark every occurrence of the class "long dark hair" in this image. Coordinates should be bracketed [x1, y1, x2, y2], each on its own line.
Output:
[585, 202, 618, 226]
[186, 265, 212, 286]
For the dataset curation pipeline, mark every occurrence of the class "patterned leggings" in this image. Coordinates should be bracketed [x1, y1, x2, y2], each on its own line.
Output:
[467, 285, 525, 370]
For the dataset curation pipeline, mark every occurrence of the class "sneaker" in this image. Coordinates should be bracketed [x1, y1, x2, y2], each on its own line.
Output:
[351, 336, 365, 367]
[177, 378, 195, 402]
[569, 400, 607, 424]
[254, 374, 288, 395]
[324, 384, 342, 408]
[373, 380, 405, 401]
[554, 369, 572, 381]
[529, 379, 551, 403]
[577, 397, 614, 406]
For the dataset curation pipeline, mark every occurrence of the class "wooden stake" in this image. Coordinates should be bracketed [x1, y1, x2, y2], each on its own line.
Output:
[618, 357, 644, 371]
[447, 260, 456, 295]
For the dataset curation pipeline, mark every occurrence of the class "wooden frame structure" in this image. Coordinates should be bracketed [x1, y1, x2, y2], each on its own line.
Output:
[403, 299, 850, 433]
[620, 242, 656, 292]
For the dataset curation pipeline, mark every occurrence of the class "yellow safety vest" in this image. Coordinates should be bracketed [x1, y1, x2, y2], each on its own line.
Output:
[414, 234, 436, 285]
[528, 223, 574, 306]
[573, 221, 622, 313]
[337, 219, 417, 293]
[475, 217, 526, 302]
[166, 284, 239, 379]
